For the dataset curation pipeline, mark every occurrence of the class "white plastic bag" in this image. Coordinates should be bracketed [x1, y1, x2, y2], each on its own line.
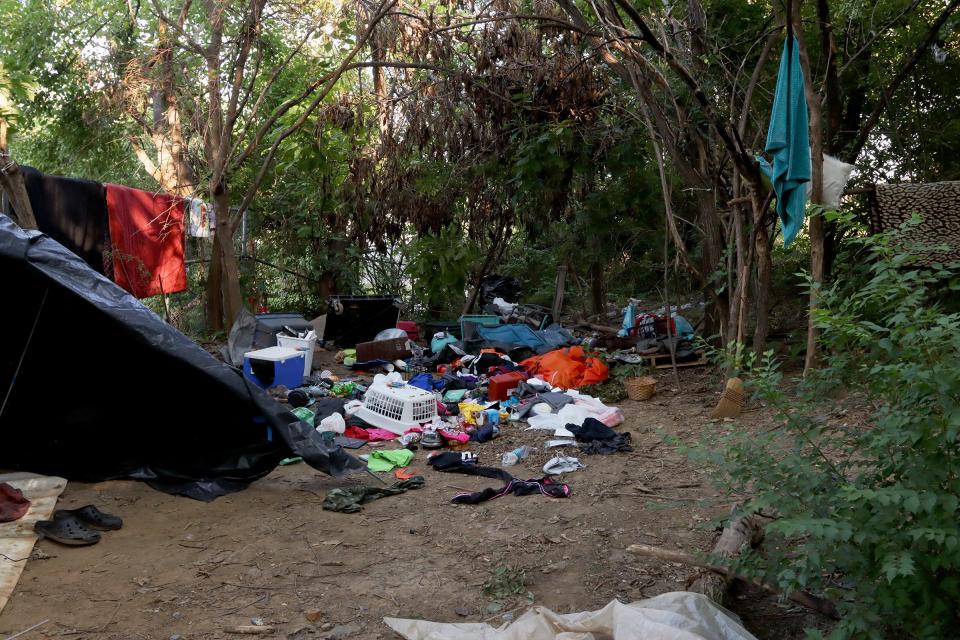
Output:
[374, 328, 409, 341]
[384, 591, 758, 640]
[316, 412, 346, 434]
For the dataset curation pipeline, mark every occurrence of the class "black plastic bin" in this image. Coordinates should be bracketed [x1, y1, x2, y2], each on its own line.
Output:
[326, 295, 402, 347]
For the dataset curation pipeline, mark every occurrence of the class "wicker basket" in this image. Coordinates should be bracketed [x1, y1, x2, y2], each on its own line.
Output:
[625, 375, 657, 401]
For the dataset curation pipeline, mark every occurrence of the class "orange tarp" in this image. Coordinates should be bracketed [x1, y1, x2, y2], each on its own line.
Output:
[520, 346, 609, 389]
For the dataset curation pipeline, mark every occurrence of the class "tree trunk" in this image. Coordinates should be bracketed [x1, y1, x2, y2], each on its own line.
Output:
[0, 119, 38, 230]
[212, 189, 243, 331]
[589, 259, 605, 317]
[697, 191, 730, 341]
[688, 514, 764, 604]
[205, 218, 225, 332]
[752, 194, 772, 356]
[795, 0, 825, 375]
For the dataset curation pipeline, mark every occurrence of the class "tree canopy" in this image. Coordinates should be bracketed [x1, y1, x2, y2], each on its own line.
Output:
[1, 0, 958, 339]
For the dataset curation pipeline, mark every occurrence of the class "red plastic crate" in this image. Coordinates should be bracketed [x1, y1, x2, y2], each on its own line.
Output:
[488, 371, 527, 401]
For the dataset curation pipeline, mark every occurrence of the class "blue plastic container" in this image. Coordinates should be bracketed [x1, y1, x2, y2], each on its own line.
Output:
[243, 346, 306, 390]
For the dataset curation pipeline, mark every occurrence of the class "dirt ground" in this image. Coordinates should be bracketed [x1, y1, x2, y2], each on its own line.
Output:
[0, 356, 830, 640]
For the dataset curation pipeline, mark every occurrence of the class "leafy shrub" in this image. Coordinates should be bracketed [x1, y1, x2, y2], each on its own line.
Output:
[691, 220, 960, 638]
[407, 223, 478, 318]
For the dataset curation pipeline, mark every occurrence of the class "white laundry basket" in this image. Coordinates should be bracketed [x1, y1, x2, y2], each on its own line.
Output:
[354, 384, 438, 435]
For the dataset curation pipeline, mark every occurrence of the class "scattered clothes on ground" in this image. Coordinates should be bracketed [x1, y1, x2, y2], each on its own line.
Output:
[408, 373, 445, 392]
[430, 461, 570, 503]
[22, 166, 111, 275]
[322, 476, 425, 513]
[332, 436, 368, 449]
[439, 428, 470, 444]
[312, 398, 347, 423]
[367, 449, 415, 472]
[292, 407, 315, 423]
[427, 451, 478, 470]
[568, 417, 633, 454]
[568, 417, 617, 441]
[443, 388, 469, 403]
[469, 423, 497, 442]
[0, 483, 30, 523]
[366, 428, 398, 442]
[580, 433, 632, 454]
[383, 591, 758, 640]
[515, 391, 576, 418]
[520, 346, 608, 389]
[105, 183, 187, 298]
[343, 425, 371, 441]
[542, 455, 585, 475]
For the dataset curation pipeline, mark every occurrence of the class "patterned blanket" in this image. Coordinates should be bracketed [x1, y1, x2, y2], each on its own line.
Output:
[870, 181, 960, 264]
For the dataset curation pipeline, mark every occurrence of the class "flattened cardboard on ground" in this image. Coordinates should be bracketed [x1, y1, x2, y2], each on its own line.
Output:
[356, 337, 411, 362]
[0, 473, 67, 615]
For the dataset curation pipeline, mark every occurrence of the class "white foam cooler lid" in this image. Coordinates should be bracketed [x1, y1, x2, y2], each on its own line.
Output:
[244, 346, 305, 362]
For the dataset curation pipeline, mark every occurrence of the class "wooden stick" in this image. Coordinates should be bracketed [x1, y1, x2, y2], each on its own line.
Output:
[225, 626, 275, 635]
[552, 265, 567, 323]
[4, 619, 49, 640]
[627, 543, 840, 619]
[688, 514, 763, 603]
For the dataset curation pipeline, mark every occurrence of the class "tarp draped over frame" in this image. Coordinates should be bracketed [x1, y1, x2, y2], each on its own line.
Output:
[0, 215, 363, 500]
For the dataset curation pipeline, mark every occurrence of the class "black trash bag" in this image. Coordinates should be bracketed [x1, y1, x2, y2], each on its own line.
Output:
[479, 274, 521, 307]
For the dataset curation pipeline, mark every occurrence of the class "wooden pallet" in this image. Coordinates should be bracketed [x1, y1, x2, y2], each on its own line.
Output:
[642, 352, 709, 369]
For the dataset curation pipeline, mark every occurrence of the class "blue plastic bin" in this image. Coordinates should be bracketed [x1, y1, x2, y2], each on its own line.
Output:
[459, 314, 501, 339]
[243, 346, 305, 390]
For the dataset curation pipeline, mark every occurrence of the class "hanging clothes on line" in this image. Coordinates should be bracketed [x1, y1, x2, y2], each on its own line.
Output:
[105, 184, 187, 298]
[184, 197, 215, 238]
[759, 36, 811, 247]
[21, 166, 111, 275]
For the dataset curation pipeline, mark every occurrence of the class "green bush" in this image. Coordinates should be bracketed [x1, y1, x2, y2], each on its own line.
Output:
[691, 220, 960, 638]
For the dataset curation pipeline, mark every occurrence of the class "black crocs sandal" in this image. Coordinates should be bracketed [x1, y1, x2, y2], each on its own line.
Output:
[54, 505, 123, 531]
[35, 517, 101, 546]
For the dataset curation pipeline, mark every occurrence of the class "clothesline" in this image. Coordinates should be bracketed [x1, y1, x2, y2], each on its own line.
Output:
[185, 255, 323, 285]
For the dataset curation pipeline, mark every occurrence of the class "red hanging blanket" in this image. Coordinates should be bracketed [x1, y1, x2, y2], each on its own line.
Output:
[105, 184, 186, 298]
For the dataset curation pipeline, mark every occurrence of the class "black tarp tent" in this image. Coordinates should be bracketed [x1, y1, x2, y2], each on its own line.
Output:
[0, 215, 363, 500]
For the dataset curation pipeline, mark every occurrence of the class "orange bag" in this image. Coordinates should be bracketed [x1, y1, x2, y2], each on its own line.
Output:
[520, 346, 609, 389]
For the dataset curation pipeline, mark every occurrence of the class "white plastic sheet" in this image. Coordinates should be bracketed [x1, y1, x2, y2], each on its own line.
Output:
[384, 592, 758, 640]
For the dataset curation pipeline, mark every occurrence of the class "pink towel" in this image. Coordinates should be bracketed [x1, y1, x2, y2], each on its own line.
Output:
[439, 429, 470, 443]
[366, 428, 398, 442]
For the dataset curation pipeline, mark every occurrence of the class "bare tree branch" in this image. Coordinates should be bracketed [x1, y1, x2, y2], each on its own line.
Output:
[836, 0, 922, 77]
[232, 0, 400, 223]
[847, 0, 960, 160]
[228, 25, 318, 168]
[150, 0, 206, 56]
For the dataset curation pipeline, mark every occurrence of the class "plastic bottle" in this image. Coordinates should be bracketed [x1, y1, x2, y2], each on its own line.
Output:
[501, 446, 532, 467]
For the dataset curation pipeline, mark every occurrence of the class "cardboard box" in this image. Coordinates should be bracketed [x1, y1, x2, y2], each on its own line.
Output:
[355, 337, 411, 362]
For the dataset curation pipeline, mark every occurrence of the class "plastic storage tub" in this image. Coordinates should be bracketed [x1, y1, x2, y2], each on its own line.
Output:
[325, 295, 402, 347]
[459, 314, 501, 339]
[276, 335, 316, 375]
[243, 347, 305, 389]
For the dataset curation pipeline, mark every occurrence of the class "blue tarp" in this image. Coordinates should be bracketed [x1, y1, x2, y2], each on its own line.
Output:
[476, 323, 547, 349]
